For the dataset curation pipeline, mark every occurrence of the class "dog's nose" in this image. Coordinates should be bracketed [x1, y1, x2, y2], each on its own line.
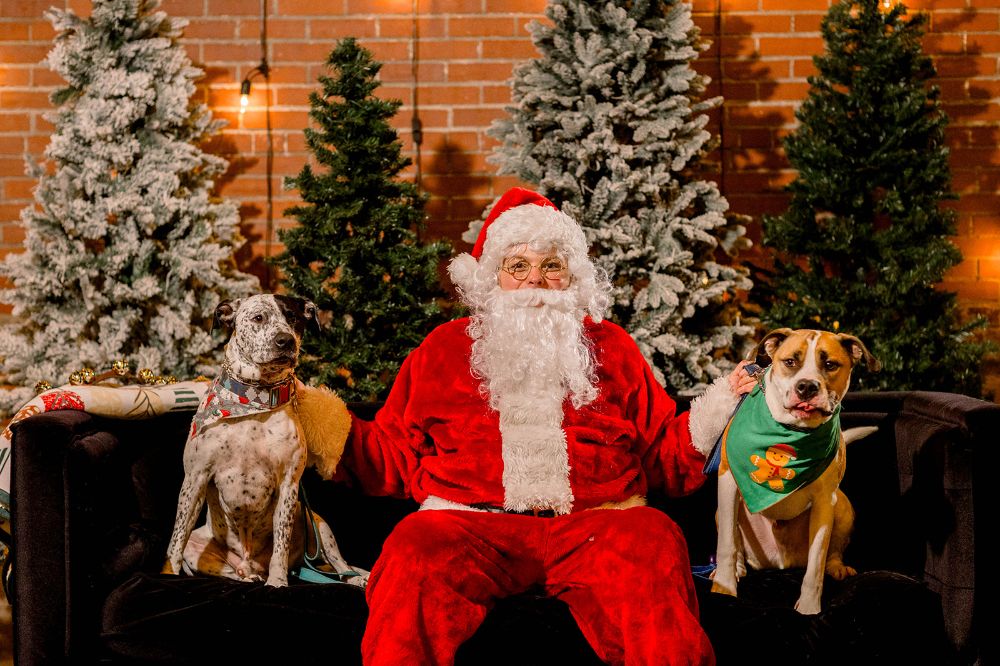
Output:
[795, 379, 820, 400]
[274, 332, 295, 350]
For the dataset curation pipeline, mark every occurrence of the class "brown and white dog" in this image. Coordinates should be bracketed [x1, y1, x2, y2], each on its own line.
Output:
[162, 294, 364, 588]
[711, 328, 880, 614]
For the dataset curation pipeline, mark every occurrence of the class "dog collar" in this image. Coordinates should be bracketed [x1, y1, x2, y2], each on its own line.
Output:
[722, 382, 841, 514]
[218, 372, 296, 409]
[188, 372, 296, 439]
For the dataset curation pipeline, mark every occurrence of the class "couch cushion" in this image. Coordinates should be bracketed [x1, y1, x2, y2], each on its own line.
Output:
[102, 573, 368, 664]
[102, 566, 948, 665]
[101, 572, 600, 666]
[697, 569, 949, 664]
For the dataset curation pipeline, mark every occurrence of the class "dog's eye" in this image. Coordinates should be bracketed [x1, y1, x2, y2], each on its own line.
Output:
[824, 361, 840, 371]
[783, 358, 797, 368]
[252, 314, 264, 323]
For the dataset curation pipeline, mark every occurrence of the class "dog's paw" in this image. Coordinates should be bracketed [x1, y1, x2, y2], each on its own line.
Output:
[710, 580, 737, 597]
[736, 558, 747, 579]
[265, 573, 288, 587]
[826, 561, 857, 581]
[339, 566, 369, 588]
[162, 555, 184, 576]
[794, 596, 822, 615]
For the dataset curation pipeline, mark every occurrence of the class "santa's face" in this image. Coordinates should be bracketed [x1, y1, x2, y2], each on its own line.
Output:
[497, 245, 571, 291]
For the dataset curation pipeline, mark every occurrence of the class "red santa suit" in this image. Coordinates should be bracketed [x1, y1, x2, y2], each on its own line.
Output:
[331, 188, 733, 666]
[346, 316, 705, 511]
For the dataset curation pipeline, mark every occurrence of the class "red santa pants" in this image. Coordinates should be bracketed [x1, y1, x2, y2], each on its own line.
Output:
[362, 506, 714, 666]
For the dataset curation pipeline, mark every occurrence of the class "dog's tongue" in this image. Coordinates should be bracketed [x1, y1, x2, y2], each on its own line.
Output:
[795, 402, 815, 412]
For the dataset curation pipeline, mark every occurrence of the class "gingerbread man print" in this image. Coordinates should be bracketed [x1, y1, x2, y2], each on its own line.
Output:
[750, 444, 798, 490]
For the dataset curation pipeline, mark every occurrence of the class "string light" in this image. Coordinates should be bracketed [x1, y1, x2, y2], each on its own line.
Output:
[239, 65, 267, 116]
[239, 78, 252, 114]
[876, 0, 900, 16]
[233, 0, 275, 286]
[410, 0, 423, 189]
[239, 0, 269, 116]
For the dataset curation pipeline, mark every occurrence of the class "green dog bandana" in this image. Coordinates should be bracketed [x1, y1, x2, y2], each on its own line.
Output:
[723, 374, 841, 513]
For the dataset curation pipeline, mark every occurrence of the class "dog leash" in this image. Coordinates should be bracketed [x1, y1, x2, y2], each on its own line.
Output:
[701, 363, 765, 476]
[291, 485, 365, 585]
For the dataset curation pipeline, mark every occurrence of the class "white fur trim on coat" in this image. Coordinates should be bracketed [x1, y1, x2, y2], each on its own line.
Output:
[687, 375, 740, 457]
[498, 395, 574, 515]
[419, 496, 488, 512]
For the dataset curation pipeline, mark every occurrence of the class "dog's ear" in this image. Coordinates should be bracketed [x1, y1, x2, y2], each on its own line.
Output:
[302, 300, 321, 334]
[750, 328, 795, 364]
[213, 299, 239, 332]
[838, 334, 881, 372]
[274, 295, 321, 335]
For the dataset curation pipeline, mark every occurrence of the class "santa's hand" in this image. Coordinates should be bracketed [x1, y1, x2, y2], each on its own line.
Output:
[728, 361, 758, 397]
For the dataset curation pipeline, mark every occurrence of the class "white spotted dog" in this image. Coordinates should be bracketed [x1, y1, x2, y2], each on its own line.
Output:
[709, 328, 880, 615]
[162, 294, 367, 588]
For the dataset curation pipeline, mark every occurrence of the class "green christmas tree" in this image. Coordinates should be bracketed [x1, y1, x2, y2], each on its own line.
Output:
[272, 38, 451, 402]
[486, 0, 753, 393]
[760, 0, 989, 395]
[0, 0, 258, 417]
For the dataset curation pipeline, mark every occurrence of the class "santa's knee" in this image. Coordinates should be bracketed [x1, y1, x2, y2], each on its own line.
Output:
[597, 507, 692, 575]
[605, 506, 685, 545]
[368, 511, 480, 598]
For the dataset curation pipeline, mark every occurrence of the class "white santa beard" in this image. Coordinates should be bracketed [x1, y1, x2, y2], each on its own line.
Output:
[468, 286, 597, 514]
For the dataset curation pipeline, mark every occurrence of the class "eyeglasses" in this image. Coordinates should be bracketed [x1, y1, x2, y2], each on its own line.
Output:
[500, 255, 569, 282]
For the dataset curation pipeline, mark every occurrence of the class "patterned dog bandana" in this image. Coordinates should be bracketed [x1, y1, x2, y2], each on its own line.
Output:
[723, 373, 841, 513]
[189, 371, 296, 439]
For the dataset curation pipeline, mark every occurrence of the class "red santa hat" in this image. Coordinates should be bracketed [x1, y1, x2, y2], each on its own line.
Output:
[470, 187, 558, 258]
[448, 187, 589, 292]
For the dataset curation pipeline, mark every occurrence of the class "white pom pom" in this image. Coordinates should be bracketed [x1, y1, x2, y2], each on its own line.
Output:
[447, 253, 479, 292]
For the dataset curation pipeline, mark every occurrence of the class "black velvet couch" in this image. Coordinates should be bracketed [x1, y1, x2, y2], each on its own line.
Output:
[9, 390, 998, 665]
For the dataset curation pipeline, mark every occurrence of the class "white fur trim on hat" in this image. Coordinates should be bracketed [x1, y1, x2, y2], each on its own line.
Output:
[478, 204, 589, 272]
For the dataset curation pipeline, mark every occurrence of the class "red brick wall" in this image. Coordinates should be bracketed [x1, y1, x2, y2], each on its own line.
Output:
[2, 0, 999, 394]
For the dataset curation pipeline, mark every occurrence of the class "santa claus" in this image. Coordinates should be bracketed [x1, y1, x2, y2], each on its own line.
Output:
[300, 187, 754, 666]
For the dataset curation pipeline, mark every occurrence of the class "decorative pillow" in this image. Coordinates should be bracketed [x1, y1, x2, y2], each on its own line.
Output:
[1, 381, 208, 520]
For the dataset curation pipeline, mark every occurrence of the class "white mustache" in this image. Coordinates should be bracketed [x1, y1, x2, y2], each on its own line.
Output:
[493, 286, 578, 312]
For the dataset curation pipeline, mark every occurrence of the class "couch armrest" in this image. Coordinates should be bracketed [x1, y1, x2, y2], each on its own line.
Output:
[842, 390, 999, 665]
[896, 391, 998, 666]
[11, 409, 191, 665]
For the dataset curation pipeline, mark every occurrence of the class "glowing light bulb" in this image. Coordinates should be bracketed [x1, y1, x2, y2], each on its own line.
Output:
[239, 78, 252, 114]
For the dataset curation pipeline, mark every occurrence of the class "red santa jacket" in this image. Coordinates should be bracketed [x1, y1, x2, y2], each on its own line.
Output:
[341, 317, 707, 511]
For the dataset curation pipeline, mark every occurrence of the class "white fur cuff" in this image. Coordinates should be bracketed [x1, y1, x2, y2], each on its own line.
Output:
[688, 375, 740, 457]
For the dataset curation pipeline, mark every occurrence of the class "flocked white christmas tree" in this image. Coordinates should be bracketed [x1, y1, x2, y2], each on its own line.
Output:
[484, 0, 753, 392]
[0, 0, 258, 416]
